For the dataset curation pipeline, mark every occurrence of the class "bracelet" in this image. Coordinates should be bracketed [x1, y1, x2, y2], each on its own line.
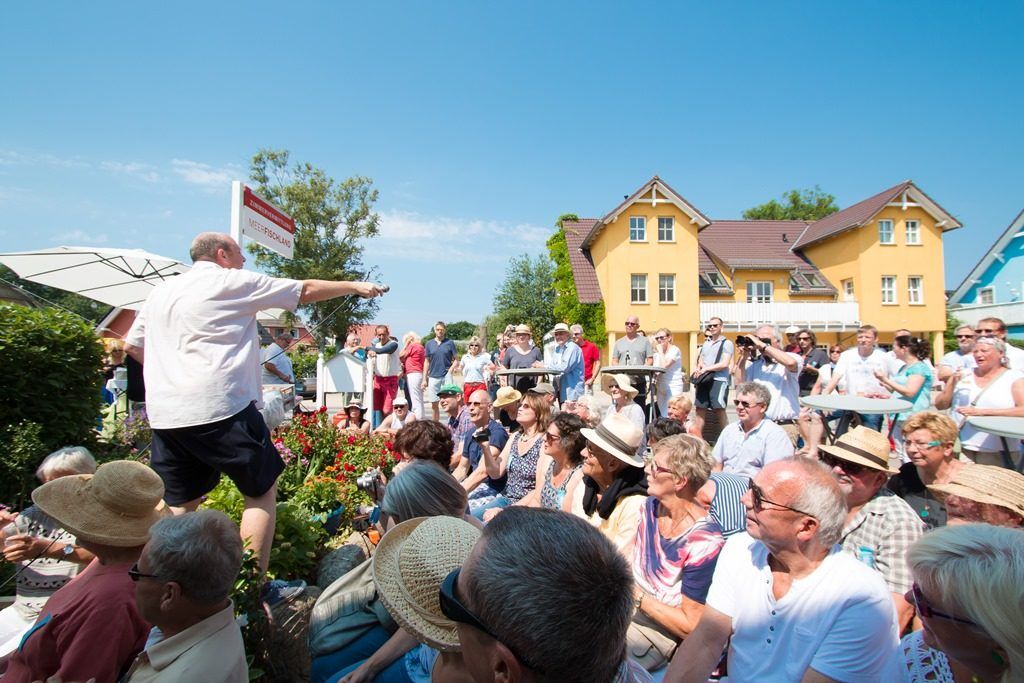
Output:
[633, 593, 643, 613]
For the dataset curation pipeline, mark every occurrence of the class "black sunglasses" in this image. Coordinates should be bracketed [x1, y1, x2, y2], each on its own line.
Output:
[819, 452, 869, 476]
[733, 399, 761, 409]
[909, 583, 976, 626]
[128, 562, 161, 582]
[748, 480, 817, 518]
[439, 569, 544, 672]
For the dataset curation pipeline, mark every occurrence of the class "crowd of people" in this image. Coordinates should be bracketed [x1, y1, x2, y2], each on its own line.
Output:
[1, 231, 1022, 682]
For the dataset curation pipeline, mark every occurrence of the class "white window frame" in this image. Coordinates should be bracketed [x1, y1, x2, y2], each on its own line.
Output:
[805, 273, 822, 287]
[905, 220, 921, 245]
[657, 217, 674, 242]
[842, 278, 855, 302]
[907, 276, 924, 305]
[746, 280, 773, 304]
[879, 219, 895, 245]
[978, 286, 995, 305]
[706, 272, 724, 287]
[881, 275, 897, 305]
[658, 274, 676, 303]
[631, 274, 648, 304]
[629, 216, 646, 242]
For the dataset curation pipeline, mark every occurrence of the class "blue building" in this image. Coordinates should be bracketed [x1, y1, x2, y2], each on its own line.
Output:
[949, 208, 1024, 339]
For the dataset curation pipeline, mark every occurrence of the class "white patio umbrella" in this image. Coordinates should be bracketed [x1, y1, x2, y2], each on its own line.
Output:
[0, 246, 191, 310]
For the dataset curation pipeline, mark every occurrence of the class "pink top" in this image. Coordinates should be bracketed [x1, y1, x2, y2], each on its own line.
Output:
[403, 342, 425, 374]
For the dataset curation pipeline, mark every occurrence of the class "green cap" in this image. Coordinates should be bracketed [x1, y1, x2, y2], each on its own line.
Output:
[437, 383, 462, 397]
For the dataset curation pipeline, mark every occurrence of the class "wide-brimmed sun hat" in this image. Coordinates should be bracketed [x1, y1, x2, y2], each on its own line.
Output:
[32, 460, 168, 547]
[551, 322, 570, 333]
[581, 413, 644, 468]
[818, 425, 898, 474]
[928, 464, 1024, 518]
[372, 516, 481, 651]
[513, 324, 531, 336]
[493, 386, 522, 408]
[600, 373, 639, 398]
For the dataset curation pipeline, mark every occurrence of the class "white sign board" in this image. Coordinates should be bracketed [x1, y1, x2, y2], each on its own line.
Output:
[230, 181, 296, 259]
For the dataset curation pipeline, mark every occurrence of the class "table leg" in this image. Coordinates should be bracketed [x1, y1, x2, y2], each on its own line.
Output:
[999, 436, 1020, 471]
[834, 411, 854, 441]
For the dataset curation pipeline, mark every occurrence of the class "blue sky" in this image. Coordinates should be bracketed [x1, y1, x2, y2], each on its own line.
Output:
[2, 2, 1021, 336]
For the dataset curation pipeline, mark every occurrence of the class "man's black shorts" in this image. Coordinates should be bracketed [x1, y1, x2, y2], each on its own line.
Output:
[151, 402, 285, 506]
[695, 379, 729, 410]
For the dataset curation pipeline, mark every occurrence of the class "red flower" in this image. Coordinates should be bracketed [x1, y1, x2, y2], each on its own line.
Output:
[347, 435, 356, 445]
[302, 445, 312, 455]
[384, 441, 394, 450]
[393, 452, 402, 462]
[343, 463, 355, 472]
[318, 405, 328, 413]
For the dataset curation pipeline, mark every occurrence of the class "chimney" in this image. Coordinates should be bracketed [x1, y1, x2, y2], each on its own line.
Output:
[782, 233, 789, 243]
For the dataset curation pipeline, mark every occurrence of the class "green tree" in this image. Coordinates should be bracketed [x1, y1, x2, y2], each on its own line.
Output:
[742, 186, 839, 221]
[490, 253, 556, 343]
[0, 264, 111, 324]
[943, 309, 964, 353]
[547, 213, 606, 346]
[247, 149, 380, 345]
[422, 320, 477, 342]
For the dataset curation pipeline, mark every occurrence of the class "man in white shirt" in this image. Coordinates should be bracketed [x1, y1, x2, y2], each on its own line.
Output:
[732, 325, 802, 445]
[937, 324, 977, 381]
[667, 458, 899, 682]
[823, 324, 890, 432]
[261, 332, 294, 385]
[974, 316, 1024, 370]
[713, 382, 794, 477]
[125, 232, 382, 571]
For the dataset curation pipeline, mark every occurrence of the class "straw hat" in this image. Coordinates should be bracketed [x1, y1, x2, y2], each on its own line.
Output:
[819, 426, 898, 474]
[600, 373, 639, 398]
[372, 516, 481, 651]
[551, 322, 570, 333]
[928, 465, 1024, 518]
[493, 386, 522, 408]
[581, 413, 645, 468]
[32, 460, 168, 547]
[513, 324, 531, 336]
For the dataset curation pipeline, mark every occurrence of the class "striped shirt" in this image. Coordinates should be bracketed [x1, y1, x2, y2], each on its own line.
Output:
[707, 472, 750, 537]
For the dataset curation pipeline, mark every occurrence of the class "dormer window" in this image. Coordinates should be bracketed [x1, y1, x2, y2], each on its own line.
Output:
[705, 272, 725, 287]
[805, 273, 822, 287]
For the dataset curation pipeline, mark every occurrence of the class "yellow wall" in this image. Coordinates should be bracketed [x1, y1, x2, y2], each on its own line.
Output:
[803, 206, 946, 333]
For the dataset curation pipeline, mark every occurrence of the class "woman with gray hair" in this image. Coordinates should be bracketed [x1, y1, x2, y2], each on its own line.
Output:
[934, 335, 1024, 466]
[0, 447, 97, 656]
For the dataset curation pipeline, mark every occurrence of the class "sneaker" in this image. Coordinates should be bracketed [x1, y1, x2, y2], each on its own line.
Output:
[261, 579, 306, 607]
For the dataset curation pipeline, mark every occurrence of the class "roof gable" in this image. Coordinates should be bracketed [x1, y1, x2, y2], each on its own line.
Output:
[793, 180, 961, 250]
[582, 176, 711, 248]
[563, 219, 602, 303]
[949, 207, 1024, 304]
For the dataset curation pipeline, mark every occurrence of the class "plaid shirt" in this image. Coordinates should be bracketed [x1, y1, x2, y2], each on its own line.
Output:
[448, 406, 474, 455]
[840, 488, 924, 594]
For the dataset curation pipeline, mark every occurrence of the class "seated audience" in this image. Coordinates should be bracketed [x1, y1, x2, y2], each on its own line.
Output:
[928, 464, 1024, 527]
[392, 420, 457, 475]
[0, 460, 168, 682]
[124, 510, 246, 682]
[646, 417, 687, 448]
[696, 472, 749, 538]
[820, 426, 924, 632]
[475, 393, 550, 520]
[628, 435, 725, 672]
[571, 391, 610, 428]
[372, 395, 415, 435]
[453, 389, 509, 511]
[491, 386, 522, 433]
[565, 413, 648, 556]
[731, 325, 803, 445]
[668, 458, 899, 682]
[888, 412, 965, 528]
[712, 382, 794, 477]
[665, 395, 700, 435]
[310, 460, 476, 682]
[334, 399, 371, 434]
[518, 412, 586, 510]
[439, 383, 473, 469]
[440, 507, 651, 682]
[896, 524, 1024, 682]
[0, 447, 97, 656]
[603, 373, 646, 436]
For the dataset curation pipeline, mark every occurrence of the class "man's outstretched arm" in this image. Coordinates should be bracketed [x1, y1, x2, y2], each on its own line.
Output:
[299, 280, 383, 304]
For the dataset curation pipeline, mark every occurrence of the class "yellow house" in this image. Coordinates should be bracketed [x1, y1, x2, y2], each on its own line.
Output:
[563, 177, 961, 369]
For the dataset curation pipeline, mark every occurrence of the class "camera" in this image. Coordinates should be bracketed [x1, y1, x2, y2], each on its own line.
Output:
[356, 467, 385, 503]
[472, 428, 490, 444]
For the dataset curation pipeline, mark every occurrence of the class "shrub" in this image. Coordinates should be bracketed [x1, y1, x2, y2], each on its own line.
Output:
[0, 421, 45, 510]
[0, 305, 104, 459]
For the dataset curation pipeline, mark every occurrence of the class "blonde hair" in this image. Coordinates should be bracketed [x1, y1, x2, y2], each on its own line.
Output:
[901, 411, 959, 444]
[909, 524, 1024, 681]
[403, 331, 420, 346]
[653, 434, 713, 493]
[668, 394, 693, 413]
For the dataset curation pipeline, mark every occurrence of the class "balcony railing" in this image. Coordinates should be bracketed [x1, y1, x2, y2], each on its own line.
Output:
[699, 301, 861, 331]
[948, 301, 1024, 327]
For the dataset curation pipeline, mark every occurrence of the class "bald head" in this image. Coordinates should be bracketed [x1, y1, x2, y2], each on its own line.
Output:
[468, 389, 492, 425]
[751, 458, 847, 550]
[190, 232, 237, 263]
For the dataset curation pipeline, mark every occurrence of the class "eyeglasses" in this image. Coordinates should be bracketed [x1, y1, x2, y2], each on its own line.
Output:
[955, 334, 976, 339]
[642, 451, 673, 476]
[654, 335, 667, 341]
[128, 562, 161, 582]
[747, 480, 817, 518]
[607, 382, 619, 390]
[797, 336, 812, 341]
[544, 431, 560, 442]
[909, 583, 976, 626]
[440, 569, 544, 672]
[625, 322, 639, 327]
[733, 399, 762, 409]
[819, 452, 869, 476]
[904, 440, 943, 449]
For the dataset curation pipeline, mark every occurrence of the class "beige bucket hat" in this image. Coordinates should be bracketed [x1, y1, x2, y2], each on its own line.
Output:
[581, 413, 645, 468]
[492, 386, 522, 408]
[600, 373, 639, 398]
[819, 425, 898, 474]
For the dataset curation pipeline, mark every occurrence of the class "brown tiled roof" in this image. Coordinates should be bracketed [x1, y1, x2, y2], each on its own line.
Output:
[698, 246, 732, 295]
[791, 181, 912, 250]
[701, 220, 835, 294]
[582, 176, 711, 248]
[562, 219, 602, 303]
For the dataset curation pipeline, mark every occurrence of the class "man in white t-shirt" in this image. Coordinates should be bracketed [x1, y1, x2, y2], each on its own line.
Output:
[823, 324, 890, 432]
[937, 324, 977, 381]
[732, 325, 802, 445]
[974, 316, 1024, 370]
[125, 232, 383, 571]
[667, 458, 899, 682]
[261, 332, 295, 385]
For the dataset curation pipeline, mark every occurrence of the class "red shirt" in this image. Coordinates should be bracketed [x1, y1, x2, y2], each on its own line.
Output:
[3, 559, 150, 683]
[579, 339, 601, 381]
[402, 342, 425, 374]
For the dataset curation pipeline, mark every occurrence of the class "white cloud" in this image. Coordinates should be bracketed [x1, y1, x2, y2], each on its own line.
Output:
[373, 209, 550, 263]
[170, 159, 241, 191]
[0, 150, 90, 169]
[50, 230, 109, 245]
[100, 161, 161, 183]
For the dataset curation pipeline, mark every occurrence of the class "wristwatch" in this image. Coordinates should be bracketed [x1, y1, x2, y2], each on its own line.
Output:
[633, 593, 643, 613]
[60, 543, 75, 557]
